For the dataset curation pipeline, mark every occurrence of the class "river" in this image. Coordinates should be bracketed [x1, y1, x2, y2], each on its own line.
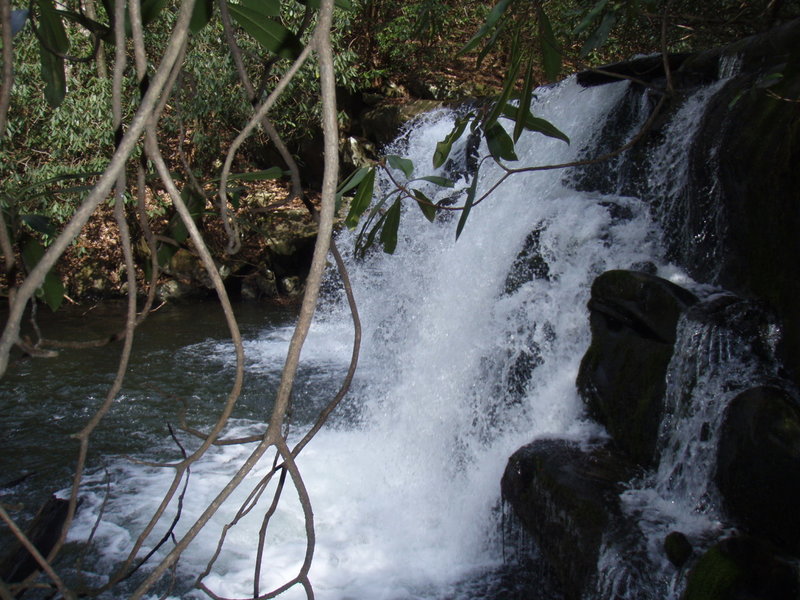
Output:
[3, 74, 713, 599]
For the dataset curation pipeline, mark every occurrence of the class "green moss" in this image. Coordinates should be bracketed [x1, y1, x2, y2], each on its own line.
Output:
[683, 546, 740, 600]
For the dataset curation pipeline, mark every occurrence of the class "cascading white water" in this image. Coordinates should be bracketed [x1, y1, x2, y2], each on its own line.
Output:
[66, 75, 720, 600]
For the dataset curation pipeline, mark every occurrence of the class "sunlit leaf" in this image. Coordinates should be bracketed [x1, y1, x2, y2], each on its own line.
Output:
[387, 155, 414, 178]
[380, 199, 402, 253]
[537, 6, 561, 81]
[455, 169, 479, 240]
[345, 167, 375, 229]
[485, 122, 518, 162]
[458, 0, 514, 56]
[412, 189, 437, 222]
[228, 2, 303, 59]
[433, 116, 470, 169]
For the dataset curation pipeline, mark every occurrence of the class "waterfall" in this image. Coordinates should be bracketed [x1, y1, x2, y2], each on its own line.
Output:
[65, 73, 758, 600]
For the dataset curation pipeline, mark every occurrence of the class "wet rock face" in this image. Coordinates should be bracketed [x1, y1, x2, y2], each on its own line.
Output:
[501, 439, 635, 600]
[716, 386, 800, 553]
[576, 269, 698, 466]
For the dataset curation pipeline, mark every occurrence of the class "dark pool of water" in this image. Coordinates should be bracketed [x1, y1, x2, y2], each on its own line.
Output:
[0, 299, 301, 554]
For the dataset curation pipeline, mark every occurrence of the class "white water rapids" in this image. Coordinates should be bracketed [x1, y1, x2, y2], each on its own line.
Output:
[66, 76, 731, 599]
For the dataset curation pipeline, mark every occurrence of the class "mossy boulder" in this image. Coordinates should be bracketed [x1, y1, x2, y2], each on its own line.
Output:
[501, 439, 635, 600]
[682, 536, 798, 600]
[716, 385, 800, 553]
[577, 270, 698, 466]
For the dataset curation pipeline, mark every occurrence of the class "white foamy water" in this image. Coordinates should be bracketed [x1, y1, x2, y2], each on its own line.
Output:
[68, 77, 687, 599]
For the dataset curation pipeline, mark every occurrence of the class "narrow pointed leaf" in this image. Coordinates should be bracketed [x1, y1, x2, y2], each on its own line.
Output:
[581, 11, 617, 56]
[433, 116, 470, 169]
[574, 0, 609, 35]
[387, 155, 414, 178]
[514, 55, 536, 143]
[345, 167, 375, 229]
[141, 0, 168, 26]
[537, 6, 561, 80]
[456, 167, 479, 240]
[228, 167, 284, 181]
[358, 212, 387, 256]
[412, 189, 437, 222]
[501, 104, 569, 144]
[36, 0, 67, 106]
[228, 3, 303, 59]
[458, 0, 513, 56]
[21, 215, 56, 237]
[485, 122, 518, 162]
[337, 167, 370, 198]
[355, 193, 390, 254]
[22, 239, 64, 311]
[190, 0, 214, 32]
[483, 28, 523, 131]
[239, 0, 280, 17]
[39, 46, 66, 107]
[37, 0, 68, 53]
[417, 176, 454, 187]
[380, 199, 402, 254]
[476, 19, 507, 68]
[41, 269, 65, 311]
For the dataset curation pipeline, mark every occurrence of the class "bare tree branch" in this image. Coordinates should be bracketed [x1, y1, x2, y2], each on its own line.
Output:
[0, 0, 13, 141]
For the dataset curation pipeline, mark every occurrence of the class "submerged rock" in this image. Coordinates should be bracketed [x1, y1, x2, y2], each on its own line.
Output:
[665, 531, 694, 568]
[577, 269, 698, 466]
[501, 439, 635, 600]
